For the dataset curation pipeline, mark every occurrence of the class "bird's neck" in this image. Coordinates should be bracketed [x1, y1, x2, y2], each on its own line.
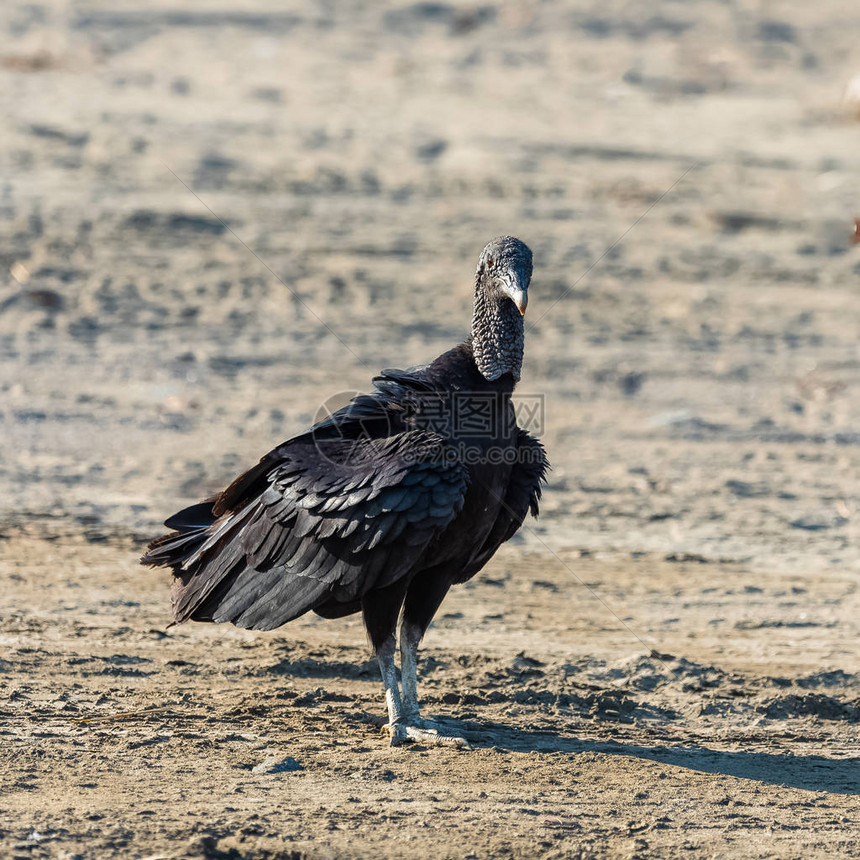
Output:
[470, 285, 524, 383]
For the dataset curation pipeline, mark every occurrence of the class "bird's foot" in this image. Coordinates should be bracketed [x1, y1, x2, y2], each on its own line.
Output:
[385, 719, 470, 749]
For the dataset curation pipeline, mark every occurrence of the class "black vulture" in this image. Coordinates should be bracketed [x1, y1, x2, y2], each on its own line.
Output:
[142, 236, 549, 746]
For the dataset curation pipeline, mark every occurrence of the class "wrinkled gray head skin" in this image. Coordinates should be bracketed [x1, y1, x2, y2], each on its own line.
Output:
[471, 236, 533, 382]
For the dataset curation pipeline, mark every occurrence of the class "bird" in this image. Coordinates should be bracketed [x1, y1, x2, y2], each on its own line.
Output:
[141, 236, 549, 746]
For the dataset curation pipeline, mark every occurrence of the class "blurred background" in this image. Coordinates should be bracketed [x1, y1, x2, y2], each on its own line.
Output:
[1, 0, 859, 571]
[3, 4, 860, 854]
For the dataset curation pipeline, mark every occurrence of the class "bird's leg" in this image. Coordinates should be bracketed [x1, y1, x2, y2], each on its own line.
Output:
[377, 636, 460, 747]
[399, 619, 422, 723]
[386, 622, 468, 748]
[376, 634, 405, 732]
[397, 620, 465, 745]
[391, 579, 470, 748]
[363, 584, 411, 744]
[365, 575, 469, 747]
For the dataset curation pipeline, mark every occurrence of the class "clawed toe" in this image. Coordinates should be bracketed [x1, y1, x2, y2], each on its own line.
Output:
[386, 722, 470, 749]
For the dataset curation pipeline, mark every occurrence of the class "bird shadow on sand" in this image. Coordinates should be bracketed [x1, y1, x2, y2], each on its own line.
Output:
[422, 716, 860, 796]
[262, 655, 379, 680]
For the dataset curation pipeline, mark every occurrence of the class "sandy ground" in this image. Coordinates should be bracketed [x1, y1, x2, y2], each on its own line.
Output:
[1, 0, 860, 857]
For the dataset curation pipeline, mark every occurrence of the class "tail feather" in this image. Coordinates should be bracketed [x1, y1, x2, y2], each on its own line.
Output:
[205, 567, 331, 630]
[141, 499, 218, 568]
[141, 527, 208, 567]
[164, 500, 217, 531]
[144, 499, 333, 630]
[167, 508, 257, 622]
[233, 574, 330, 630]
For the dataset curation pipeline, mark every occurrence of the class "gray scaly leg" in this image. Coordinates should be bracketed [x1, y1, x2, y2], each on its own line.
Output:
[399, 619, 421, 723]
[376, 636, 404, 736]
[386, 620, 469, 748]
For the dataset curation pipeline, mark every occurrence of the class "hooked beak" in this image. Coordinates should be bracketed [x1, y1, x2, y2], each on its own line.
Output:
[502, 279, 528, 316]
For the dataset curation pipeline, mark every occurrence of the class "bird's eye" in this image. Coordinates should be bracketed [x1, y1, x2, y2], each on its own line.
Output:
[486, 255, 494, 269]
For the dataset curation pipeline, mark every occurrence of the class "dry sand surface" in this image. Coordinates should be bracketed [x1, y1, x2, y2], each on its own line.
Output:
[2, 1, 860, 857]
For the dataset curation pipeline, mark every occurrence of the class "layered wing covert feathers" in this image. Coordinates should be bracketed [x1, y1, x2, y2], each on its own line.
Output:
[143, 386, 469, 630]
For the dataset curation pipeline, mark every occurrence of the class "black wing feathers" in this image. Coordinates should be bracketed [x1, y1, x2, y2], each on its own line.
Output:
[143, 382, 469, 629]
[164, 501, 217, 531]
[455, 429, 549, 583]
[143, 352, 548, 631]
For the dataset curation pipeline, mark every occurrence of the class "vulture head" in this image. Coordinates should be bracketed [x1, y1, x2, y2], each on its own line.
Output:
[471, 236, 533, 382]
